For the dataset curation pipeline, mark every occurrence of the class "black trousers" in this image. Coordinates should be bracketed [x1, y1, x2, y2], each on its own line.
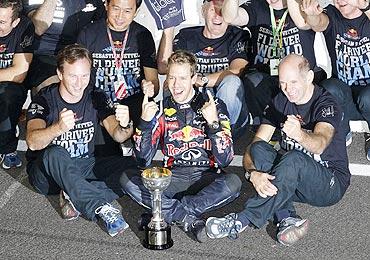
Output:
[0, 82, 26, 154]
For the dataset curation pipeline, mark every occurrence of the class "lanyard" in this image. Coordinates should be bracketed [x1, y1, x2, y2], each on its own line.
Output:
[106, 25, 130, 70]
[269, 6, 288, 55]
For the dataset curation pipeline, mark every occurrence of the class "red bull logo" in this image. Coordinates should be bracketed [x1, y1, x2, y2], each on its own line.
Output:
[166, 139, 212, 156]
[169, 126, 205, 142]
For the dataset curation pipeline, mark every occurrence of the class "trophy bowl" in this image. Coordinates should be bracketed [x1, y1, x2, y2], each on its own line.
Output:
[142, 167, 172, 192]
[141, 167, 173, 250]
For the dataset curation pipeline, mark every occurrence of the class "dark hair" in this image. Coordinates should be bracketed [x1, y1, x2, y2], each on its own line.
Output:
[57, 44, 92, 73]
[106, 0, 142, 9]
[0, 0, 23, 21]
[167, 50, 197, 76]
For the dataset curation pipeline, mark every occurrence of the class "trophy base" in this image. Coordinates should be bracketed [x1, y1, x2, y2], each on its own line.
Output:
[143, 225, 173, 250]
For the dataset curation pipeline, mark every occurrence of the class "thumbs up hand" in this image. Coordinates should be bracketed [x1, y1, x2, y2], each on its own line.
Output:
[141, 92, 159, 122]
[201, 90, 219, 124]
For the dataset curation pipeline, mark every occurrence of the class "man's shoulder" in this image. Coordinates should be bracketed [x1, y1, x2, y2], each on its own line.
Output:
[36, 83, 59, 100]
[177, 26, 203, 37]
[81, 18, 106, 32]
[131, 21, 154, 35]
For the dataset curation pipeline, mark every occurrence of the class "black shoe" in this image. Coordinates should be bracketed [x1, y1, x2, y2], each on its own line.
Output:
[189, 219, 207, 243]
[181, 214, 207, 243]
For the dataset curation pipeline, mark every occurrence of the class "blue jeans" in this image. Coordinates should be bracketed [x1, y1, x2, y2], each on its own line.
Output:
[215, 75, 249, 138]
[238, 141, 346, 228]
[27, 146, 136, 220]
[320, 78, 370, 134]
[120, 167, 242, 223]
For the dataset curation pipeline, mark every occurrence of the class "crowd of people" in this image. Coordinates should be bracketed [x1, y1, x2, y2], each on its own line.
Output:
[0, 0, 369, 246]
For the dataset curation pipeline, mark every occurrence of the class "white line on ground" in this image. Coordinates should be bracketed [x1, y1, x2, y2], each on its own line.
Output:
[0, 182, 21, 209]
[18, 140, 370, 177]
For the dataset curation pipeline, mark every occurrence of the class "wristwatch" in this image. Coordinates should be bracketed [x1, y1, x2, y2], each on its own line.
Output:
[245, 169, 256, 181]
[208, 120, 220, 130]
[120, 120, 133, 130]
[201, 75, 209, 87]
[360, 0, 370, 12]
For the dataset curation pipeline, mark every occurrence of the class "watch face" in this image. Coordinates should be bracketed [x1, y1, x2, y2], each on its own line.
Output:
[211, 121, 220, 129]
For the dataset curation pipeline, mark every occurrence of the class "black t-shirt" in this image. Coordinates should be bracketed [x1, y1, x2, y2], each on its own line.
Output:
[241, 0, 317, 69]
[26, 84, 114, 161]
[77, 19, 157, 102]
[173, 25, 249, 75]
[0, 16, 34, 68]
[324, 5, 370, 86]
[23, 0, 105, 55]
[262, 85, 350, 189]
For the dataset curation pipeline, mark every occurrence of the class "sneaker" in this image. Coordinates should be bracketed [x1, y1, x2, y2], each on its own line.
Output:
[365, 133, 370, 161]
[59, 190, 80, 221]
[276, 217, 309, 246]
[95, 203, 129, 237]
[346, 132, 353, 147]
[206, 213, 247, 240]
[180, 214, 207, 243]
[1, 152, 22, 169]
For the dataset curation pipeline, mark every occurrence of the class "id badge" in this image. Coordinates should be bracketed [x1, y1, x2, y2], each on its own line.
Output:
[270, 58, 280, 76]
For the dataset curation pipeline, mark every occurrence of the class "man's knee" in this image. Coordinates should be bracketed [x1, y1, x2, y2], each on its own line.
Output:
[250, 140, 271, 159]
[42, 145, 70, 161]
[320, 78, 350, 102]
[217, 75, 244, 95]
[223, 173, 242, 195]
[357, 87, 370, 112]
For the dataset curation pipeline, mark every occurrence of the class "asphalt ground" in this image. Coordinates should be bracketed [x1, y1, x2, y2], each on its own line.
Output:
[0, 128, 369, 260]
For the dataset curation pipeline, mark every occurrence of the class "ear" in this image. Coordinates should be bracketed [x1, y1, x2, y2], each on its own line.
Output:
[306, 70, 314, 84]
[191, 73, 197, 85]
[56, 68, 63, 81]
[11, 18, 20, 28]
[201, 3, 207, 19]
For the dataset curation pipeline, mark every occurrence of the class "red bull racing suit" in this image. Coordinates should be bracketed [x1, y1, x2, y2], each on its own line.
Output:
[121, 90, 242, 224]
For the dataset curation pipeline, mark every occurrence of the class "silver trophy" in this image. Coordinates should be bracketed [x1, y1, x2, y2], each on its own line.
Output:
[141, 167, 173, 250]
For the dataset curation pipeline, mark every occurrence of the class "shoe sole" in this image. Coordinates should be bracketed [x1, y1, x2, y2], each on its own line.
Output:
[2, 162, 22, 170]
[277, 219, 309, 246]
[108, 222, 129, 237]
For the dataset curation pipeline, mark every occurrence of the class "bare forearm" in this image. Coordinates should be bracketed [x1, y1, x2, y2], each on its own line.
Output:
[112, 125, 133, 143]
[26, 123, 62, 151]
[304, 13, 328, 32]
[157, 27, 175, 74]
[222, 0, 240, 23]
[295, 130, 330, 154]
[0, 67, 28, 83]
[29, 0, 58, 36]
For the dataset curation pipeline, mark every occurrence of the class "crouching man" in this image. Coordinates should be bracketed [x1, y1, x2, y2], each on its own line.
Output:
[26, 44, 135, 237]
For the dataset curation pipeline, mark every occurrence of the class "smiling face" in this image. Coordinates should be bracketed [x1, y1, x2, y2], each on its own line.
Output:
[334, 0, 362, 18]
[278, 55, 314, 105]
[0, 6, 19, 37]
[167, 63, 197, 104]
[202, 1, 228, 38]
[106, 0, 137, 31]
[58, 58, 91, 103]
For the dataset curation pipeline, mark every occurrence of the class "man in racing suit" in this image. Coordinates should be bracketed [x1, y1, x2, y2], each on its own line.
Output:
[120, 50, 242, 243]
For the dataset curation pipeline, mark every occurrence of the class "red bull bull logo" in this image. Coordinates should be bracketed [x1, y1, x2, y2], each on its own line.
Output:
[169, 126, 205, 142]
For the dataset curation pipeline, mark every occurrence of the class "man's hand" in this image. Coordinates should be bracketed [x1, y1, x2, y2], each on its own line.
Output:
[201, 90, 219, 124]
[250, 171, 278, 198]
[57, 108, 75, 133]
[141, 79, 155, 98]
[141, 93, 158, 122]
[301, 0, 323, 16]
[115, 104, 130, 128]
[282, 115, 304, 141]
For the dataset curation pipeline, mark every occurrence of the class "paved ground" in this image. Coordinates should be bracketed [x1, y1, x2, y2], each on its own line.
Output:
[0, 129, 369, 260]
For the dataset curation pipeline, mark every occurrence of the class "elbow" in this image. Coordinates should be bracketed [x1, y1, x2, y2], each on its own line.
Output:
[157, 61, 168, 75]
